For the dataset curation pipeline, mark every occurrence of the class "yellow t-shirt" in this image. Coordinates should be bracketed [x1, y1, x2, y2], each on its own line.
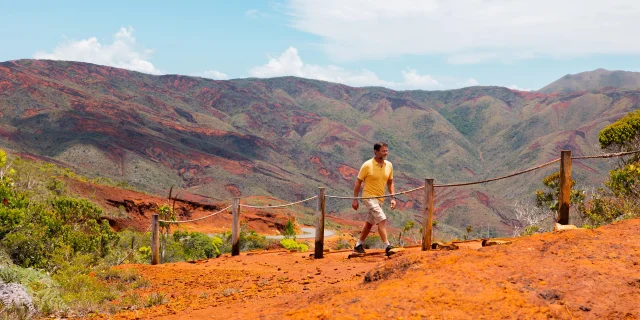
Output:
[357, 158, 393, 203]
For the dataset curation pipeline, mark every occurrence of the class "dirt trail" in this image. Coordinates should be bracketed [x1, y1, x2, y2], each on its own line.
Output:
[103, 219, 640, 319]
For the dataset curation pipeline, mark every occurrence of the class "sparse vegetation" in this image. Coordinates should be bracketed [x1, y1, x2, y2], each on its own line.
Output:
[173, 230, 221, 260]
[279, 239, 308, 252]
[363, 234, 382, 249]
[144, 292, 168, 307]
[283, 219, 296, 239]
[0, 150, 239, 318]
[575, 111, 640, 225]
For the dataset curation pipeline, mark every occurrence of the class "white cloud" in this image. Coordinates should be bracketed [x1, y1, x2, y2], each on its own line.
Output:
[249, 47, 477, 90]
[245, 9, 268, 19]
[199, 70, 229, 80]
[286, 0, 640, 63]
[402, 69, 440, 88]
[34, 27, 162, 74]
[507, 85, 532, 92]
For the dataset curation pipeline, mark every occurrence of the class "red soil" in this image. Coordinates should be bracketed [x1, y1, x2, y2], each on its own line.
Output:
[66, 179, 299, 235]
[101, 218, 640, 319]
[65, 177, 640, 319]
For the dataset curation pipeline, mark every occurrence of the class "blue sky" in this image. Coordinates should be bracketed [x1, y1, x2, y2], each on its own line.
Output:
[2, 0, 640, 91]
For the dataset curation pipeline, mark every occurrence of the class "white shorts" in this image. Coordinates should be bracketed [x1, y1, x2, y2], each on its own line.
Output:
[363, 198, 387, 225]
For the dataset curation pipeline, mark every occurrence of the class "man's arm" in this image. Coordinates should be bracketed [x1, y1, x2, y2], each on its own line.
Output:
[352, 178, 362, 210]
[387, 178, 396, 210]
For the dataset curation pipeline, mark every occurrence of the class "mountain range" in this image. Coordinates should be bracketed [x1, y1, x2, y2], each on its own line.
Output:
[1, 59, 639, 236]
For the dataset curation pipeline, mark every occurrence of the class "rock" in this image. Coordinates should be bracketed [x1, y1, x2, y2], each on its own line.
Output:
[0, 282, 37, 318]
[554, 223, 578, 231]
[482, 240, 512, 247]
[580, 305, 592, 312]
[431, 242, 459, 250]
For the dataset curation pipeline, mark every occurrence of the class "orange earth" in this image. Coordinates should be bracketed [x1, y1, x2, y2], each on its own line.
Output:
[95, 219, 640, 320]
[65, 179, 640, 319]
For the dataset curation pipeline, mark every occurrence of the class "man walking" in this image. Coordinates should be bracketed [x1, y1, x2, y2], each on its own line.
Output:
[352, 142, 396, 256]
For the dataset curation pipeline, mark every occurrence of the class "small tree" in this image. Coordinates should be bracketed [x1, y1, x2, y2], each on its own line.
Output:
[535, 171, 585, 221]
[283, 219, 296, 239]
[397, 220, 416, 246]
[157, 204, 176, 262]
[464, 226, 473, 240]
[582, 108, 640, 225]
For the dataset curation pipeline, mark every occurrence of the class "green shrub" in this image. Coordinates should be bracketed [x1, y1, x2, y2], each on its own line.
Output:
[0, 150, 164, 316]
[587, 108, 640, 226]
[138, 246, 151, 262]
[283, 219, 296, 239]
[0, 264, 66, 315]
[0, 207, 26, 239]
[535, 171, 585, 212]
[144, 292, 168, 307]
[50, 251, 117, 315]
[220, 225, 268, 253]
[280, 239, 308, 252]
[520, 225, 540, 236]
[45, 178, 65, 196]
[580, 190, 631, 226]
[607, 164, 640, 198]
[173, 230, 220, 260]
[332, 239, 353, 250]
[120, 292, 142, 310]
[2, 223, 52, 268]
[363, 235, 382, 249]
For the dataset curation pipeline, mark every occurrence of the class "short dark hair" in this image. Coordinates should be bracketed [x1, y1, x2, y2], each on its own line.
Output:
[374, 142, 388, 151]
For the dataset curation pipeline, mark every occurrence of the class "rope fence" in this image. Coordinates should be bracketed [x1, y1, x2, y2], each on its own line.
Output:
[325, 185, 425, 200]
[572, 149, 640, 160]
[435, 158, 561, 188]
[158, 205, 232, 223]
[149, 148, 640, 263]
[239, 196, 318, 209]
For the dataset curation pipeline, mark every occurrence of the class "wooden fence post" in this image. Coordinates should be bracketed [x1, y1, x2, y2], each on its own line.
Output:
[422, 179, 434, 251]
[151, 214, 159, 265]
[314, 187, 326, 259]
[232, 197, 240, 256]
[558, 150, 572, 225]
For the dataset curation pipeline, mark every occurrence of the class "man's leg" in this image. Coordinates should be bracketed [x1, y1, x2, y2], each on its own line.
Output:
[378, 218, 396, 256]
[359, 221, 373, 243]
[354, 221, 372, 253]
[377, 219, 388, 243]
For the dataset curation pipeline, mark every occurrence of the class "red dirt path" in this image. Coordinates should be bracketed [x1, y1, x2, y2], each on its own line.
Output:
[103, 219, 640, 319]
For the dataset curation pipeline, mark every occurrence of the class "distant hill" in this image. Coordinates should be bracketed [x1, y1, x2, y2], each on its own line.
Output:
[1, 59, 639, 236]
[539, 68, 640, 94]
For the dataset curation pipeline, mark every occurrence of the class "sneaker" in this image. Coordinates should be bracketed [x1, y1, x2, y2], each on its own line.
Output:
[385, 245, 395, 256]
[354, 244, 366, 254]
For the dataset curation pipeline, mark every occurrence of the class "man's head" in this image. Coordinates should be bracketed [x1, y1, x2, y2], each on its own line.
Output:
[374, 142, 389, 160]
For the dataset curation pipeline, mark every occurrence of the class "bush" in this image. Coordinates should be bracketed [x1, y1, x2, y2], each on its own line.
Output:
[173, 230, 220, 260]
[0, 207, 26, 239]
[219, 225, 268, 253]
[145, 292, 168, 307]
[520, 225, 540, 236]
[283, 219, 296, 239]
[587, 108, 640, 226]
[363, 235, 382, 249]
[0, 264, 66, 315]
[331, 238, 353, 250]
[280, 239, 308, 252]
[0, 150, 165, 316]
[535, 171, 585, 213]
[579, 190, 635, 227]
